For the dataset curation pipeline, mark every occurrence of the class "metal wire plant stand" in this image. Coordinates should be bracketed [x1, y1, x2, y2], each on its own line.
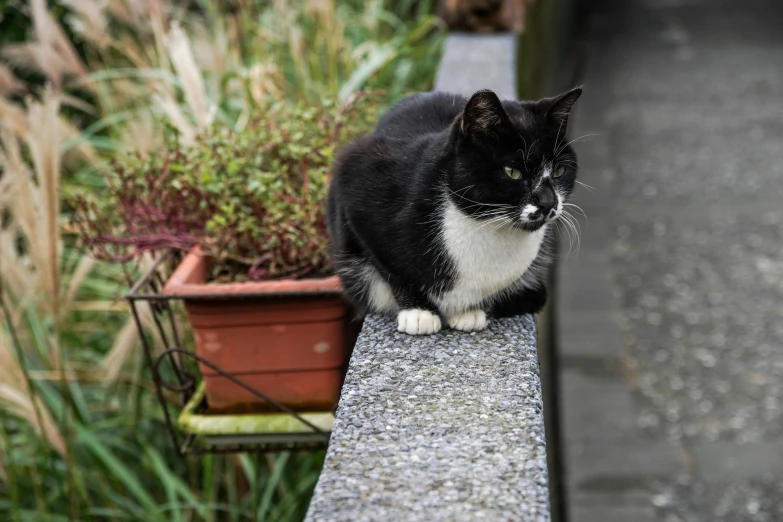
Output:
[126, 251, 341, 455]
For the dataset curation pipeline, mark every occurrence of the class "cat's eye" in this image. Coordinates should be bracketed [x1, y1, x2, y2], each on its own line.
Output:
[554, 165, 567, 178]
[504, 166, 522, 180]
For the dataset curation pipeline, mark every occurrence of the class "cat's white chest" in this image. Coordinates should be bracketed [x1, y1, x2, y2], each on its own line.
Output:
[434, 201, 546, 315]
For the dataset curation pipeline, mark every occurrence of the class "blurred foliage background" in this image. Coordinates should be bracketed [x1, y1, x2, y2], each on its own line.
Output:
[0, 0, 443, 520]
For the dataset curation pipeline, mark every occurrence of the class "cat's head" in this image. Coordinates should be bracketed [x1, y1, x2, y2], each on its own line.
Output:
[446, 87, 582, 232]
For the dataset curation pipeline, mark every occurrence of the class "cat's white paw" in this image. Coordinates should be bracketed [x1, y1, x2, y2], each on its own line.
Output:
[397, 309, 442, 335]
[448, 310, 488, 332]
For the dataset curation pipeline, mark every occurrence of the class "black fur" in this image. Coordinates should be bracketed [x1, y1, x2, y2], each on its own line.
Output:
[327, 88, 582, 320]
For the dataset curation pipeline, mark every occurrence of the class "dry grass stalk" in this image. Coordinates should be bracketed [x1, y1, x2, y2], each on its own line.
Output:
[63, 256, 97, 311]
[1, 0, 89, 89]
[0, 89, 101, 372]
[0, 97, 30, 137]
[117, 111, 159, 154]
[100, 255, 155, 382]
[165, 22, 213, 130]
[23, 92, 63, 324]
[0, 328, 66, 455]
[0, 129, 37, 305]
[0, 90, 97, 308]
[100, 314, 144, 383]
[0, 64, 24, 96]
[60, 0, 112, 48]
[152, 89, 196, 144]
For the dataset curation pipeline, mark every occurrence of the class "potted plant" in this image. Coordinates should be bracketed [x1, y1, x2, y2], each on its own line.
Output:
[73, 96, 378, 413]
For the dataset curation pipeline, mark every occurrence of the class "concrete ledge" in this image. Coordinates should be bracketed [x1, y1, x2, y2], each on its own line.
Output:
[433, 33, 517, 98]
[305, 315, 549, 522]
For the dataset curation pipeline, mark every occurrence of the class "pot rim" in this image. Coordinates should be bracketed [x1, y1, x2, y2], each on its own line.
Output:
[162, 247, 342, 299]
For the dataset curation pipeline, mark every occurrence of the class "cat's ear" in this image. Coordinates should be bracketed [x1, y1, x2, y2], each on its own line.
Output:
[540, 87, 582, 128]
[461, 90, 510, 140]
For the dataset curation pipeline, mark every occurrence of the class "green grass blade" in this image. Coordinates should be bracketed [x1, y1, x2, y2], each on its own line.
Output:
[76, 426, 164, 522]
[338, 44, 397, 101]
[145, 448, 183, 522]
[256, 452, 290, 522]
[268, 467, 321, 522]
[86, 69, 181, 86]
[145, 446, 208, 521]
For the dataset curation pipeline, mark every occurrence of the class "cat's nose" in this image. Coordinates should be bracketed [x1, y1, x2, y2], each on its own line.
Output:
[537, 200, 555, 217]
[534, 184, 556, 217]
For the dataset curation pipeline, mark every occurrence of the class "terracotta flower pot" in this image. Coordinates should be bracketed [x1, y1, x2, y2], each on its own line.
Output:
[163, 248, 355, 414]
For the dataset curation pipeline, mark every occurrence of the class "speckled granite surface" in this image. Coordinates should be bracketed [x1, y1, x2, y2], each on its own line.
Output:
[305, 315, 549, 522]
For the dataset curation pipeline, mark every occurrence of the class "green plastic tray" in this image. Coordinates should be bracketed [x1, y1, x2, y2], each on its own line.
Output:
[178, 382, 334, 447]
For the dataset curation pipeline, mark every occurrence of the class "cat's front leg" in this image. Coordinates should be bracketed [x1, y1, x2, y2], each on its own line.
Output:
[397, 309, 442, 335]
[447, 310, 488, 332]
[392, 286, 442, 335]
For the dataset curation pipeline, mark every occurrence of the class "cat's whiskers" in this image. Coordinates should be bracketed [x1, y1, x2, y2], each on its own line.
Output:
[482, 219, 512, 234]
[575, 180, 596, 193]
[553, 219, 574, 258]
[552, 117, 567, 157]
[475, 209, 511, 220]
[453, 198, 513, 210]
[525, 138, 539, 165]
[563, 202, 588, 223]
[518, 136, 528, 161]
[475, 213, 513, 232]
[560, 216, 578, 258]
[462, 202, 515, 212]
[421, 207, 511, 258]
[559, 210, 582, 257]
[443, 185, 514, 210]
[416, 213, 446, 227]
[449, 184, 476, 196]
[490, 217, 516, 234]
[557, 158, 581, 170]
[555, 133, 600, 157]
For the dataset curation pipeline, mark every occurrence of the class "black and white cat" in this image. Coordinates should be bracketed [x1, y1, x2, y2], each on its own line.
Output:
[327, 87, 582, 335]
